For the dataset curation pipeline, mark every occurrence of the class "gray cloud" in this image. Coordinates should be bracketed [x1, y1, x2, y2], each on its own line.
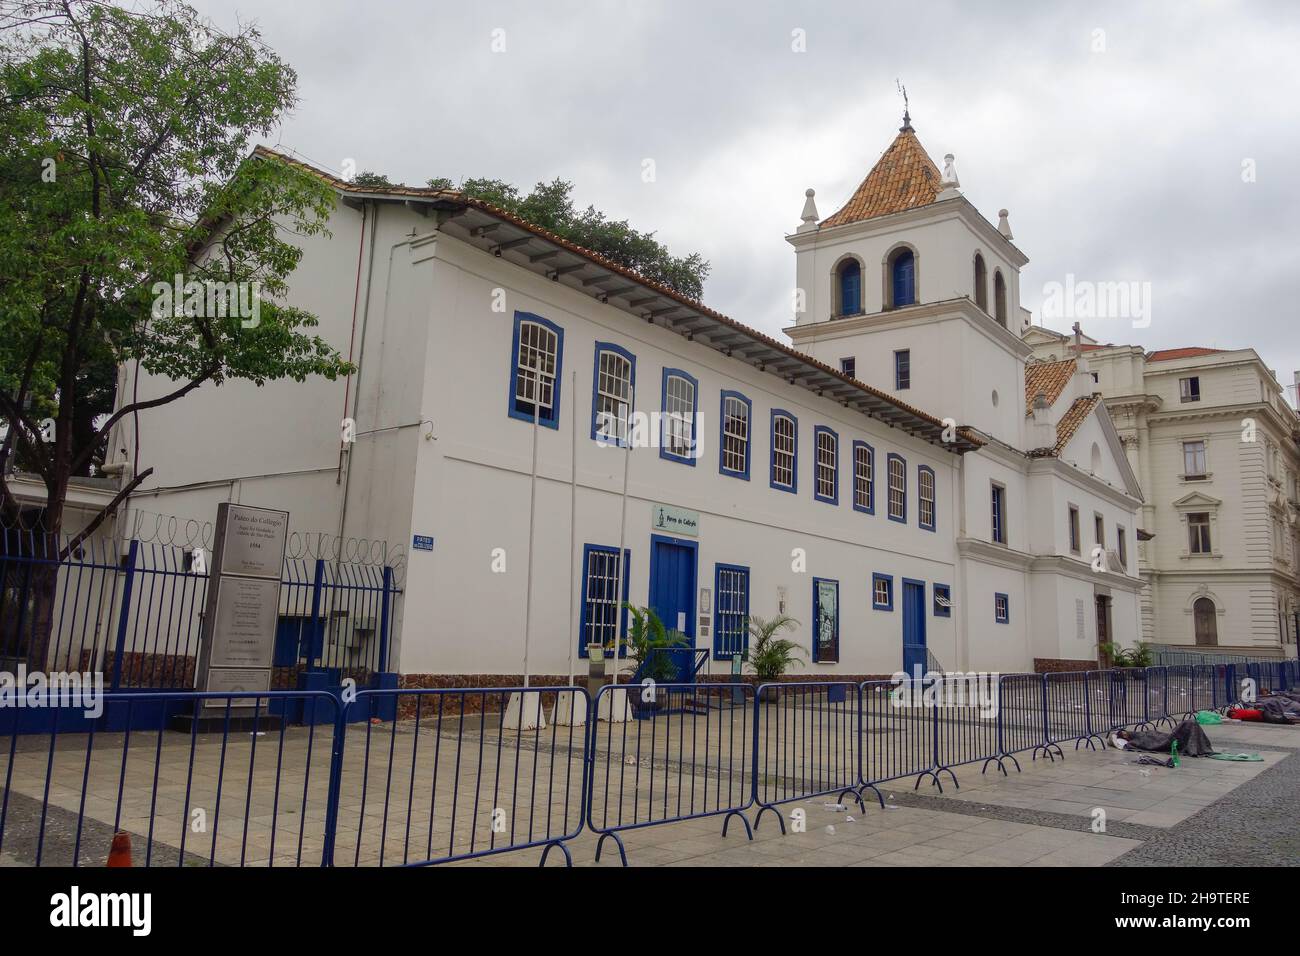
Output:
[194, 0, 1300, 396]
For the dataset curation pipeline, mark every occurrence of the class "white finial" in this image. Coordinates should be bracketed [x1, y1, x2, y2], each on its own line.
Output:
[797, 188, 820, 233]
[997, 208, 1013, 239]
[941, 154, 959, 187]
[937, 153, 961, 201]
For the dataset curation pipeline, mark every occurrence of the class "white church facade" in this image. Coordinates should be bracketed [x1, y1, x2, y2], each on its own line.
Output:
[105, 115, 1143, 683]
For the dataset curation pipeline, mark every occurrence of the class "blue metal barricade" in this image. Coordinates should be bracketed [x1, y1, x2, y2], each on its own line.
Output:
[1044, 670, 1104, 750]
[997, 673, 1047, 763]
[586, 682, 753, 866]
[0, 689, 342, 867]
[1143, 667, 1174, 728]
[932, 673, 1006, 782]
[336, 686, 588, 867]
[859, 678, 943, 796]
[1108, 669, 1150, 729]
[1165, 665, 1194, 718]
[751, 681, 861, 832]
[1189, 665, 1216, 714]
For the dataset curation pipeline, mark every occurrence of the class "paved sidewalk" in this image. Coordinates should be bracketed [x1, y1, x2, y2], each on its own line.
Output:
[460, 720, 1297, 867]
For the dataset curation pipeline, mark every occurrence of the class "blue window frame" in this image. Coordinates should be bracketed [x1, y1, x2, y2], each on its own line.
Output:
[590, 342, 635, 446]
[840, 356, 856, 379]
[769, 409, 798, 493]
[508, 311, 564, 428]
[994, 592, 1010, 624]
[838, 259, 862, 316]
[872, 572, 894, 611]
[852, 441, 874, 514]
[891, 248, 915, 307]
[918, 465, 936, 532]
[713, 563, 750, 661]
[814, 425, 839, 504]
[579, 545, 630, 658]
[719, 390, 752, 479]
[933, 583, 951, 618]
[894, 349, 911, 390]
[660, 367, 698, 465]
[887, 453, 907, 523]
[812, 577, 839, 663]
[991, 483, 1007, 544]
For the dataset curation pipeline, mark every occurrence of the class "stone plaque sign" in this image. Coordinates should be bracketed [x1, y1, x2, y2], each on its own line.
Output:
[204, 667, 272, 696]
[215, 505, 288, 578]
[196, 503, 289, 709]
[207, 577, 281, 668]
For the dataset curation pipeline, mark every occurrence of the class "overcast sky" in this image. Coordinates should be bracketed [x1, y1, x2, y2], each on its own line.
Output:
[192, 0, 1300, 398]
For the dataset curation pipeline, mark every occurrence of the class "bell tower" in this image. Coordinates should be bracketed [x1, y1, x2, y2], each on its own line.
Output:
[784, 114, 1033, 445]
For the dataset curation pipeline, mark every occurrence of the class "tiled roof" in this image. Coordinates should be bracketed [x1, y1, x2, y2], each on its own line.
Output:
[1028, 394, 1102, 458]
[820, 128, 942, 228]
[1024, 359, 1077, 416]
[1146, 347, 1224, 362]
[247, 146, 984, 452]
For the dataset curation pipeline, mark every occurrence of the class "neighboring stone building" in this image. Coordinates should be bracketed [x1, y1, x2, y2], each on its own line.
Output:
[1025, 327, 1300, 660]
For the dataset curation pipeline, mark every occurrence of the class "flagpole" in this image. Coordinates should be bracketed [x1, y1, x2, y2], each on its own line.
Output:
[522, 387, 540, 690]
[567, 370, 577, 687]
[611, 399, 632, 686]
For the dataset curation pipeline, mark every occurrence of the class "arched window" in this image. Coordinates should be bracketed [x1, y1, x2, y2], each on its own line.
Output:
[888, 248, 915, 308]
[973, 254, 987, 311]
[993, 271, 1007, 327]
[836, 259, 862, 316]
[1194, 598, 1218, 646]
[1090, 442, 1102, 474]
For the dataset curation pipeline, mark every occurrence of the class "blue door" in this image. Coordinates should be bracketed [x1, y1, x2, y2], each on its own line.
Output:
[902, 579, 927, 678]
[649, 534, 697, 644]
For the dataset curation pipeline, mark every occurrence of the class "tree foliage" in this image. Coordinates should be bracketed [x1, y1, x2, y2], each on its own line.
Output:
[0, 0, 352, 544]
[426, 174, 711, 300]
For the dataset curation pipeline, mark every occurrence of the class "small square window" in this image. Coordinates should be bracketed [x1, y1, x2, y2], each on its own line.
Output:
[1180, 376, 1201, 403]
[933, 584, 952, 618]
[840, 356, 856, 379]
[994, 592, 1009, 624]
[872, 573, 894, 611]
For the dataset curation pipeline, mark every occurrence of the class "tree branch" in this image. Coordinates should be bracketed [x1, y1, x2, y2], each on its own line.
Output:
[70, 363, 217, 475]
[60, 465, 154, 559]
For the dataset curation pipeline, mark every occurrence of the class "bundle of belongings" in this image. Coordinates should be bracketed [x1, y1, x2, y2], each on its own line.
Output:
[1226, 689, 1300, 724]
[1110, 719, 1216, 757]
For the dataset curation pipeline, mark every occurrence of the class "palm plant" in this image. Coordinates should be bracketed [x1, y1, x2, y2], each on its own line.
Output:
[746, 614, 805, 680]
[619, 603, 688, 683]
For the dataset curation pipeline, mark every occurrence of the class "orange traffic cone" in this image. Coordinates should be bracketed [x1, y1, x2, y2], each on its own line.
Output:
[106, 831, 132, 867]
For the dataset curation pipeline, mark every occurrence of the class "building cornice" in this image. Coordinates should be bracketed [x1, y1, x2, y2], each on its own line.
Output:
[787, 195, 1030, 268]
[785, 296, 1034, 360]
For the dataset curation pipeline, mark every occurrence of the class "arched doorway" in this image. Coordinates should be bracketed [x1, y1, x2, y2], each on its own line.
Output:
[1193, 597, 1217, 646]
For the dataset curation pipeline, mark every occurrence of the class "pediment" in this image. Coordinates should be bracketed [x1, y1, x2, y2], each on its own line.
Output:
[1172, 490, 1222, 509]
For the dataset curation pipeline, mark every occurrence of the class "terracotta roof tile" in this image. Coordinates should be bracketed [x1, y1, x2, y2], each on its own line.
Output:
[1024, 359, 1077, 416]
[820, 128, 942, 228]
[1028, 394, 1101, 457]
[1146, 347, 1224, 362]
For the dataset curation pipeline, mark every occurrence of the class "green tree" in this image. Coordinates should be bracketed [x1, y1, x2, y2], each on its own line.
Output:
[426, 175, 711, 299]
[0, 0, 352, 663]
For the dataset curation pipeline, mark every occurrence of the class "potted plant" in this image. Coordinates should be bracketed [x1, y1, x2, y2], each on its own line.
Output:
[1101, 641, 1153, 669]
[746, 614, 805, 700]
[618, 603, 689, 692]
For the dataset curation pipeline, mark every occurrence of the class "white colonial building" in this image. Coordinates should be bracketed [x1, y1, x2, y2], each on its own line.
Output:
[103, 114, 1143, 683]
[1026, 327, 1300, 660]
